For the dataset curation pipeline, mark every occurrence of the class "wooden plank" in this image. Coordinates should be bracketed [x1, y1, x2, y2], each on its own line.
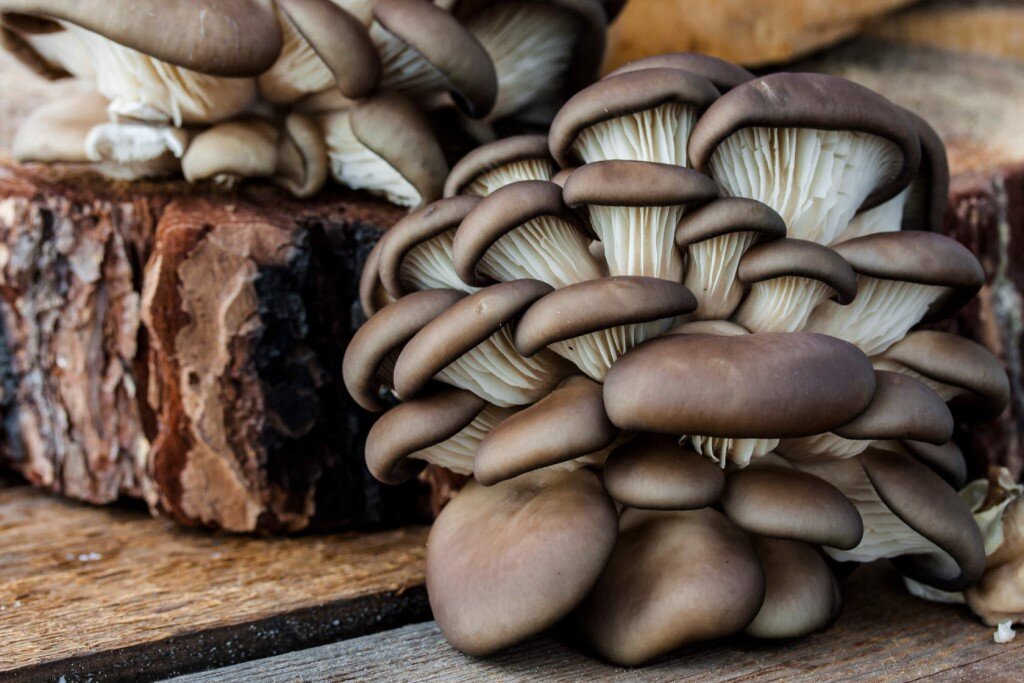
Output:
[173, 562, 1023, 682]
[0, 483, 429, 681]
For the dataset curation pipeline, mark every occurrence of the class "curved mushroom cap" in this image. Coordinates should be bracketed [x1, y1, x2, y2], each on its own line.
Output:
[273, 112, 328, 198]
[343, 288, 466, 412]
[689, 72, 920, 213]
[4, 0, 282, 76]
[900, 439, 967, 489]
[604, 332, 876, 438]
[379, 195, 481, 298]
[358, 237, 395, 318]
[664, 319, 750, 336]
[428, 468, 618, 657]
[675, 197, 787, 249]
[576, 508, 765, 666]
[12, 91, 108, 163]
[365, 387, 486, 484]
[832, 371, 953, 445]
[861, 448, 986, 590]
[549, 67, 720, 167]
[738, 239, 858, 305]
[321, 92, 449, 208]
[444, 135, 555, 197]
[474, 375, 617, 485]
[720, 466, 863, 549]
[372, 0, 497, 118]
[454, 180, 599, 288]
[181, 119, 278, 184]
[874, 330, 1010, 422]
[605, 52, 755, 92]
[603, 434, 725, 510]
[902, 108, 950, 231]
[745, 537, 841, 639]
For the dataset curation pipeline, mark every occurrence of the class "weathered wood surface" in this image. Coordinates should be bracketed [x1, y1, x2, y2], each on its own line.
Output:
[0, 478, 429, 682]
[173, 562, 1022, 683]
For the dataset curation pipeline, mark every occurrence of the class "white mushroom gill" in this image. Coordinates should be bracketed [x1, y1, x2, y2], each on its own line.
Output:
[870, 359, 961, 402]
[467, 1, 576, 121]
[436, 326, 567, 406]
[411, 404, 518, 474]
[573, 103, 696, 165]
[257, 9, 335, 105]
[776, 432, 872, 462]
[466, 159, 556, 196]
[85, 122, 189, 164]
[684, 436, 780, 469]
[477, 216, 603, 288]
[399, 229, 479, 294]
[585, 204, 687, 280]
[709, 128, 903, 245]
[835, 187, 909, 244]
[549, 319, 673, 382]
[799, 458, 944, 563]
[684, 231, 758, 320]
[371, 22, 449, 103]
[321, 110, 422, 207]
[733, 277, 834, 333]
[805, 277, 947, 356]
[64, 25, 256, 126]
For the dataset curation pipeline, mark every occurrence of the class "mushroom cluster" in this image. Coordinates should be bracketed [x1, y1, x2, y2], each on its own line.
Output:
[346, 54, 1011, 665]
[3, 0, 618, 203]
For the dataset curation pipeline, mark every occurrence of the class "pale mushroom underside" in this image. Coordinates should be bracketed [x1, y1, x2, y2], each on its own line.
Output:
[684, 231, 759, 320]
[572, 103, 696, 166]
[477, 216, 603, 288]
[549, 319, 674, 382]
[585, 204, 687, 280]
[733, 277, 835, 333]
[466, 159, 556, 196]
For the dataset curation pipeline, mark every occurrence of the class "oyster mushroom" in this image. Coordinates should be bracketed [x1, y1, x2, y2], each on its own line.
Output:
[514, 276, 696, 381]
[900, 439, 968, 489]
[393, 279, 571, 406]
[85, 120, 190, 177]
[805, 231, 985, 356]
[428, 468, 618, 656]
[603, 434, 725, 510]
[605, 52, 754, 91]
[319, 92, 449, 207]
[603, 332, 877, 468]
[359, 237, 396, 318]
[733, 238, 857, 333]
[675, 198, 787, 320]
[1, 12, 92, 79]
[689, 73, 920, 245]
[181, 119, 278, 187]
[549, 67, 719, 167]
[562, 160, 718, 280]
[273, 112, 328, 198]
[576, 508, 765, 666]
[443, 134, 556, 197]
[454, 180, 602, 288]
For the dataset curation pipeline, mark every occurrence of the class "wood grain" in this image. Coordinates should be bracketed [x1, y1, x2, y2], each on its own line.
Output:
[173, 562, 1023, 682]
[0, 482, 429, 681]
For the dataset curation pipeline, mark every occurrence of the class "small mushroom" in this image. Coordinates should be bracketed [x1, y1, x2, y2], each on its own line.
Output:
[319, 92, 449, 207]
[873, 330, 1010, 422]
[562, 160, 718, 280]
[675, 198, 787, 320]
[358, 237, 396, 318]
[733, 238, 857, 333]
[393, 279, 571, 406]
[805, 231, 985, 355]
[473, 375, 618, 485]
[444, 134, 556, 197]
[378, 196, 482, 297]
[603, 332, 876, 468]
[549, 67, 719, 167]
[745, 537, 842, 640]
[454, 180, 602, 288]
[181, 119, 278, 187]
[514, 276, 696, 381]
[428, 468, 618, 656]
[576, 508, 765, 666]
[689, 73, 920, 245]
[365, 386, 516, 482]
[605, 52, 755, 92]
[603, 434, 725, 510]
[272, 112, 328, 198]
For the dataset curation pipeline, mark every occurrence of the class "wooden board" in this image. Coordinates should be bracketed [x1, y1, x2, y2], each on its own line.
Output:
[0, 478, 429, 681]
[172, 562, 1023, 682]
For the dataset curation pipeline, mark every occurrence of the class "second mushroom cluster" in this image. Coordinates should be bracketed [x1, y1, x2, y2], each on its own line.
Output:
[344, 53, 1012, 665]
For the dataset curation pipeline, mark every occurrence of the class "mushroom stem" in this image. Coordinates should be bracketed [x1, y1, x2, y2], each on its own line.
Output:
[586, 204, 687, 280]
[733, 277, 834, 333]
[685, 435, 780, 469]
[684, 231, 758, 320]
[573, 102, 696, 166]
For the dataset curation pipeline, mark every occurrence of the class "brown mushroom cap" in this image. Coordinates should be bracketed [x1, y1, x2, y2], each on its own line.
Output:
[514, 276, 696, 356]
[365, 387, 487, 484]
[473, 375, 617, 485]
[343, 288, 466, 412]
[576, 508, 765, 666]
[549, 67, 720, 167]
[378, 195, 481, 298]
[688, 72, 920, 212]
[745, 537, 841, 639]
[358, 237, 394, 319]
[3, 0, 283, 76]
[721, 465, 864, 549]
[603, 434, 725, 510]
[563, 159, 719, 208]
[606, 52, 755, 92]
[443, 134, 555, 197]
[901, 107, 950, 231]
[604, 332, 876, 438]
[372, 0, 497, 118]
[675, 197, 787, 248]
[832, 371, 953, 445]
[181, 119, 278, 184]
[664, 319, 750, 336]
[900, 439, 967, 489]
[428, 468, 618, 657]
[738, 238, 858, 305]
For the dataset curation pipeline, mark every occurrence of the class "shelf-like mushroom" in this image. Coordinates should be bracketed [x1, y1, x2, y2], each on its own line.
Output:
[358, 237, 395, 319]
[605, 52, 754, 91]
[444, 134, 556, 197]
[602, 434, 725, 510]
[273, 112, 328, 198]
[181, 119, 278, 187]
